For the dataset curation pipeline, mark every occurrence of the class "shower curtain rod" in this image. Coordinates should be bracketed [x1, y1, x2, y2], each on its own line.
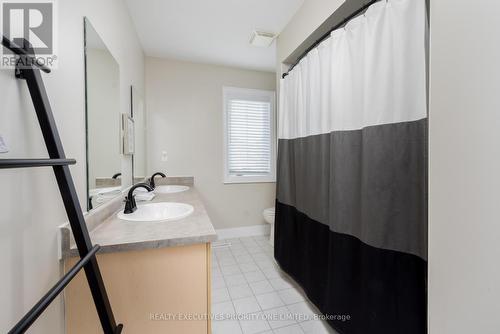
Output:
[281, 0, 380, 79]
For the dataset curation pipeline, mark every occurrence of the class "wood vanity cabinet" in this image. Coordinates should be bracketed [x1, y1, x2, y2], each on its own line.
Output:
[64, 243, 212, 334]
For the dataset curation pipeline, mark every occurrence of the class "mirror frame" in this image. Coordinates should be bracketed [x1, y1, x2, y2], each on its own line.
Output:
[130, 86, 135, 186]
[83, 17, 90, 211]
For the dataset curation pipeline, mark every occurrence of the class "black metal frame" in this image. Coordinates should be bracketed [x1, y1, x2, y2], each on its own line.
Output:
[0, 158, 76, 169]
[9, 245, 101, 333]
[1, 37, 123, 334]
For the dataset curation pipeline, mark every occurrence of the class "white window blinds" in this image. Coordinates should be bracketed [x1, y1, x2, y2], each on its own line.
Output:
[223, 87, 275, 183]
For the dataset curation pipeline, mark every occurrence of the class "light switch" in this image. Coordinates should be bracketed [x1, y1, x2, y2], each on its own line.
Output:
[161, 150, 168, 162]
[0, 135, 9, 153]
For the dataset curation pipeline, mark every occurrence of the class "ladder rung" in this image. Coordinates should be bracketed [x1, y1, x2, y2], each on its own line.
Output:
[4, 39, 121, 332]
[0, 159, 76, 169]
[8, 245, 100, 334]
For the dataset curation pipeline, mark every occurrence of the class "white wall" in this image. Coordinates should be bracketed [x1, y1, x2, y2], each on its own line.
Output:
[146, 57, 276, 229]
[0, 0, 144, 332]
[428, 1, 500, 333]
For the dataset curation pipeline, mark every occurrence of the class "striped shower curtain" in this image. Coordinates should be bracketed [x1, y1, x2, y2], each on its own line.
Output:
[275, 0, 427, 333]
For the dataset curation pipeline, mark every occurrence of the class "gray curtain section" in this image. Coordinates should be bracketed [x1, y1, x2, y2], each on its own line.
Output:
[277, 118, 428, 260]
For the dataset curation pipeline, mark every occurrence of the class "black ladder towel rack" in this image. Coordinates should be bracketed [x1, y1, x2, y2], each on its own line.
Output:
[1, 37, 123, 334]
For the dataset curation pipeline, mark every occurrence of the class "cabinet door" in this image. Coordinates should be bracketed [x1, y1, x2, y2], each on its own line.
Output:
[65, 243, 211, 334]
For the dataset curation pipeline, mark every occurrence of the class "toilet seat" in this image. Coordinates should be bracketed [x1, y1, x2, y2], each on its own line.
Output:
[263, 207, 275, 224]
[262, 207, 275, 246]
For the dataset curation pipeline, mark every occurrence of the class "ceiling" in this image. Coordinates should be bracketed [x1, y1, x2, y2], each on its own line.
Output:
[124, 0, 304, 72]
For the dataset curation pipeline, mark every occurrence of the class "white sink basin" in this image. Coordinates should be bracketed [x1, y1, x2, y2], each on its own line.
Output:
[117, 202, 194, 222]
[89, 186, 121, 197]
[154, 185, 190, 194]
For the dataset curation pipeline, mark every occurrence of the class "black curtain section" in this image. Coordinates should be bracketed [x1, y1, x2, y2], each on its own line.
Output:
[274, 201, 427, 334]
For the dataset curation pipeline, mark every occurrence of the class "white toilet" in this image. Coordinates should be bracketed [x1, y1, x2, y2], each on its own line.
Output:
[263, 207, 275, 246]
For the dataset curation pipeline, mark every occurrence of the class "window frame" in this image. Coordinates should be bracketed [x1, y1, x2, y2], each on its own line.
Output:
[223, 86, 276, 184]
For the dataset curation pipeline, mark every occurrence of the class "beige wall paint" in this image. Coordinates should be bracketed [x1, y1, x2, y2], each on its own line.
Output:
[428, 1, 500, 333]
[0, 0, 144, 332]
[146, 57, 276, 229]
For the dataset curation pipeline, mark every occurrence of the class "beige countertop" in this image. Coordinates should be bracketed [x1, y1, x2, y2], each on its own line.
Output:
[60, 178, 217, 258]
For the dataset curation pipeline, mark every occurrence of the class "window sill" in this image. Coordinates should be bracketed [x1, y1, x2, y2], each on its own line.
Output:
[224, 176, 276, 184]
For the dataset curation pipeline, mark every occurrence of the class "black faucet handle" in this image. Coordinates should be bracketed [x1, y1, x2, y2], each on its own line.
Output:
[123, 183, 153, 214]
[123, 196, 137, 214]
[149, 172, 166, 189]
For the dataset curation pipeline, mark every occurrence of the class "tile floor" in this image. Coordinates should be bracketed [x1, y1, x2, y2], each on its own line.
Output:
[211, 235, 337, 334]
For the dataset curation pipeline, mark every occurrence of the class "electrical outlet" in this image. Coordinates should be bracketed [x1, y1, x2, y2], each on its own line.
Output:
[0, 135, 9, 153]
[161, 150, 168, 162]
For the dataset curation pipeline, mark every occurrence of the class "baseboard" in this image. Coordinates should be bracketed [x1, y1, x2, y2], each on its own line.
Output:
[216, 224, 270, 240]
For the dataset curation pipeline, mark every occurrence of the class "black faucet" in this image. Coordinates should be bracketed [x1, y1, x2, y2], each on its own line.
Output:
[112, 173, 121, 179]
[123, 183, 153, 214]
[149, 172, 166, 189]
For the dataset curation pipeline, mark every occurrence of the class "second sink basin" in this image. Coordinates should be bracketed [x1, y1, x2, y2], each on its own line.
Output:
[117, 202, 194, 222]
[154, 185, 190, 194]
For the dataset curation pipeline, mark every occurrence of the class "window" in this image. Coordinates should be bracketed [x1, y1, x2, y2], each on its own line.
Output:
[223, 87, 276, 183]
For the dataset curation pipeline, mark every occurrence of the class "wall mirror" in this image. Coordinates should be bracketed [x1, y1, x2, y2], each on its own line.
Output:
[84, 18, 121, 210]
[131, 86, 146, 183]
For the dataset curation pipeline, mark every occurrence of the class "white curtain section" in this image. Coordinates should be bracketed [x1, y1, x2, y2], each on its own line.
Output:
[279, 0, 427, 140]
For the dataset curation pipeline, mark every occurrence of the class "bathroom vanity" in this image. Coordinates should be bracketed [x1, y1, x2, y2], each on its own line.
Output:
[60, 177, 216, 334]
[66, 19, 218, 333]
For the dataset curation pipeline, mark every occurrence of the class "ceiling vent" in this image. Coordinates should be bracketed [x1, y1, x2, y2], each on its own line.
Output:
[249, 31, 276, 47]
